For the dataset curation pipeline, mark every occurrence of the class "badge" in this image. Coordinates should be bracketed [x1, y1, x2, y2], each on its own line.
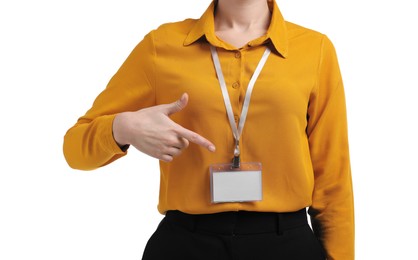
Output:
[210, 162, 262, 203]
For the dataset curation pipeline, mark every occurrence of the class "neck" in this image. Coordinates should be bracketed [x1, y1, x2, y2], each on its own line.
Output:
[214, 0, 271, 32]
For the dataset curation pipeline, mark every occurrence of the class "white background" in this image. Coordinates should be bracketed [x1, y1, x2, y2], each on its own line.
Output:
[1, 0, 417, 259]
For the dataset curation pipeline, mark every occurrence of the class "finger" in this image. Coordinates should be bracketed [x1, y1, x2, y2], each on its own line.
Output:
[175, 137, 189, 150]
[162, 93, 189, 116]
[175, 126, 216, 152]
[164, 147, 183, 157]
[162, 137, 188, 157]
[163, 135, 189, 150]
[160, 154, 174, 162]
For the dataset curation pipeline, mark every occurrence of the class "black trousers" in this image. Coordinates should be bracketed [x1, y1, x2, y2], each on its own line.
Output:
[142, 209, 326, 260]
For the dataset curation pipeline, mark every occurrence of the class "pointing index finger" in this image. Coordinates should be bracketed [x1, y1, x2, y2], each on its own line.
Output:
[175, 126, 216, 152]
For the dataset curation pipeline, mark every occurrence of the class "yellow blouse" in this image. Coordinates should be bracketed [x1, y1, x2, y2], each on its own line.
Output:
[63, 1, 354, 259]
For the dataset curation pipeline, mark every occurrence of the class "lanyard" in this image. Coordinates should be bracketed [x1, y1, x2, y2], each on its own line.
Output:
[210, 46, 271, 168]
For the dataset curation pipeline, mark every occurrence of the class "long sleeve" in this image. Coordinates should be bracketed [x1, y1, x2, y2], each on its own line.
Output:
[63, 32, 156, 170]
[306, 36, 355, 259]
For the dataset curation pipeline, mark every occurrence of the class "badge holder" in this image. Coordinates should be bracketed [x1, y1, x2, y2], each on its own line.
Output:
[210, 153, 262, 203]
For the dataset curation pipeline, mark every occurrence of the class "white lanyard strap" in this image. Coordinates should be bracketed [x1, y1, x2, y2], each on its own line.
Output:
[210, 46, 271, 159]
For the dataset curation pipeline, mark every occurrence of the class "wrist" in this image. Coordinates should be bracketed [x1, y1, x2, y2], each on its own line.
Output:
[112, 113, 130, 148]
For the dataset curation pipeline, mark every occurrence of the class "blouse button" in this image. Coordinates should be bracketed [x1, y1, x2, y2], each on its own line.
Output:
[234, 52, 241, 59]
[234, 115, 239, 123]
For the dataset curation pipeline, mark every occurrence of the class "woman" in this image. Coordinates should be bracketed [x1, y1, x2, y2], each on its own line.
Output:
[63, 0, 354, 259]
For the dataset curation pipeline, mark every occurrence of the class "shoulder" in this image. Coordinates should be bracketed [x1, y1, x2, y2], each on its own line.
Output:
[149, 19, 197, 40]
[284, 21, 336, 55]
[285, 21, 328, 41]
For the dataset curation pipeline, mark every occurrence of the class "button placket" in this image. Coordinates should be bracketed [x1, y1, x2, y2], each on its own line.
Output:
[234, 51, 243, 127]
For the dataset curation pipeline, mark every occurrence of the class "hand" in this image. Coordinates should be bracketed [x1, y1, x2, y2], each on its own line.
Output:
[112, 93, 216, 162]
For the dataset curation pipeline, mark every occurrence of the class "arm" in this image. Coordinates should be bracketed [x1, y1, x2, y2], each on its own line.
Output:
[63, 32, 215, 170]
[307, 35, 355, 259]
[63, 32, 157, 170]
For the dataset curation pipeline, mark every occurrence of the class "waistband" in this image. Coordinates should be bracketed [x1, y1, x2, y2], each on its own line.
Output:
[165, 208, 308, 235]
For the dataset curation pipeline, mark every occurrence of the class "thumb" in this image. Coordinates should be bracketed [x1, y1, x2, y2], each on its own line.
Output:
[164, 93, 189, 116]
